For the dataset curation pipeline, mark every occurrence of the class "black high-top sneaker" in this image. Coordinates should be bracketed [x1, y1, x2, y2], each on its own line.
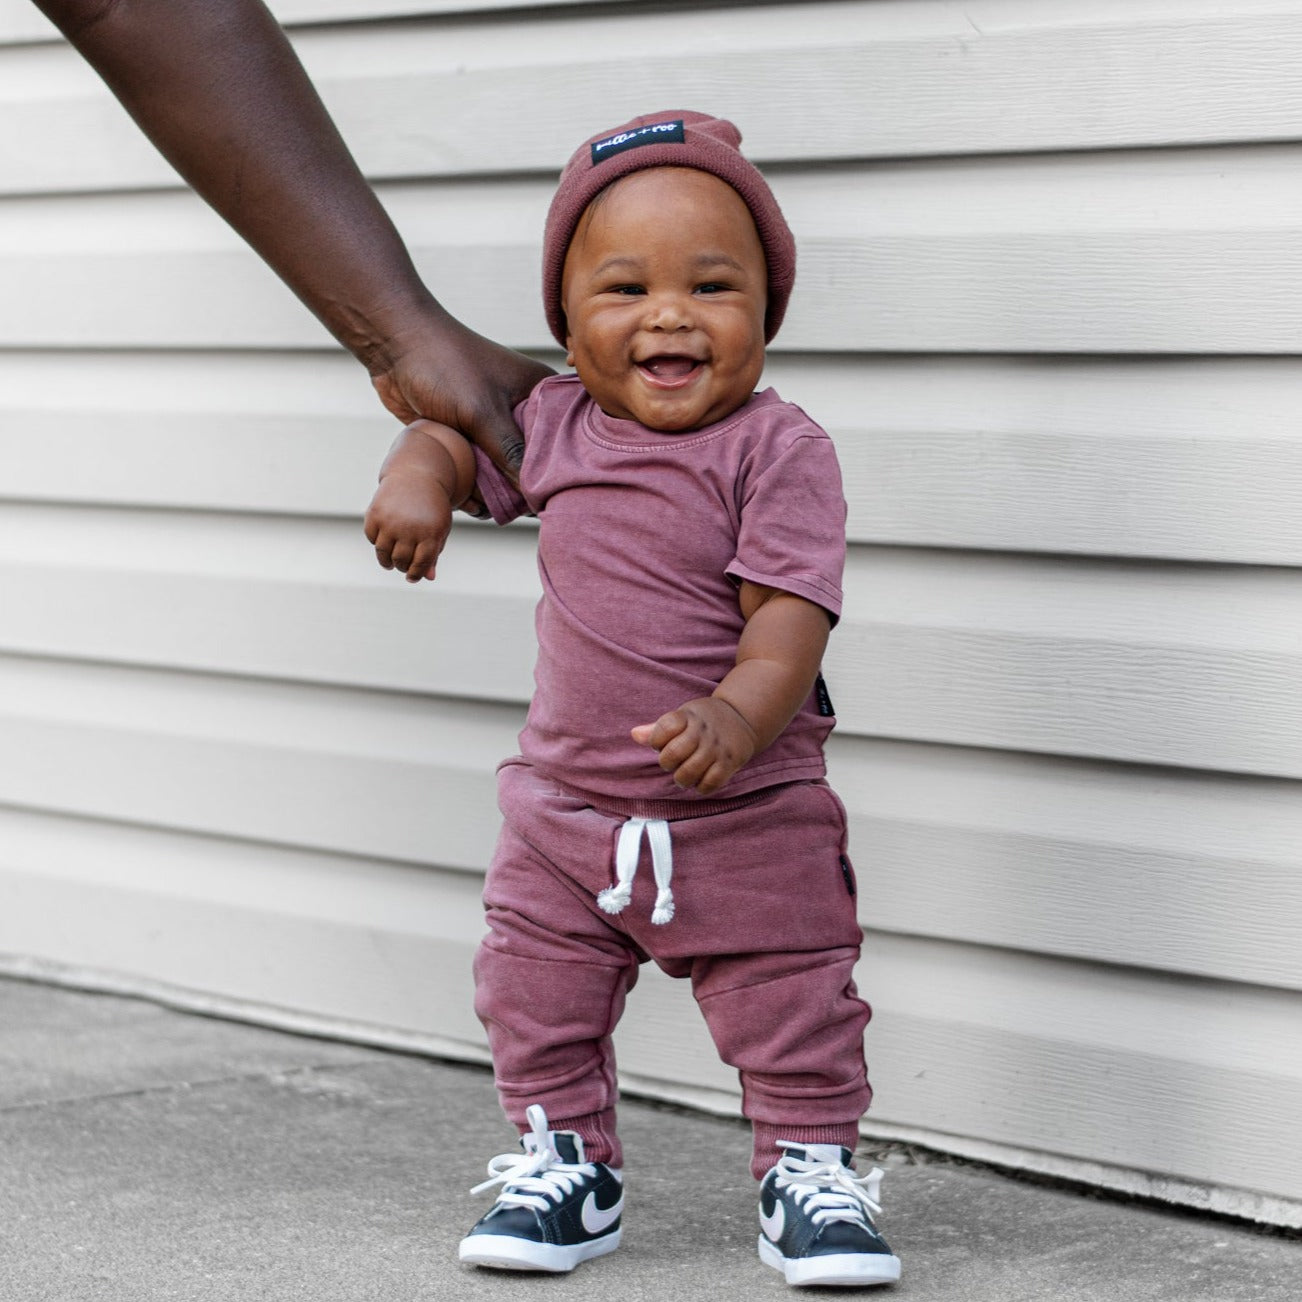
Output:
[757, 1141, 901, 1287]
[458, 1104, 624, 1273]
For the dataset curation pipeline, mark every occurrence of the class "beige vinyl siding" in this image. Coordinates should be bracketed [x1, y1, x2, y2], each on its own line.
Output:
[0, 0, 646, 46]
[5, 512, 1302, 770]
[6, 351, 1302, 562]
[12, 2, 1302, 192]
[1, 0, 1300, 1227]
[9, 153, 1302, 352]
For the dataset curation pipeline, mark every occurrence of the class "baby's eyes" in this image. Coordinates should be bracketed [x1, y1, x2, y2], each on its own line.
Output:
[600, 281, 735, 297]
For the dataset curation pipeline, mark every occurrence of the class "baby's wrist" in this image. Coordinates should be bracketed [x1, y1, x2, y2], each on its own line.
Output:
[707, 693, 760, 745]
[377, 462, 446, 502]
[380, 440, 466, 509]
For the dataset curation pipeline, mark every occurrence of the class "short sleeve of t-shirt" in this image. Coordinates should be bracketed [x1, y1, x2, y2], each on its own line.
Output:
[726, 433, 847, 624]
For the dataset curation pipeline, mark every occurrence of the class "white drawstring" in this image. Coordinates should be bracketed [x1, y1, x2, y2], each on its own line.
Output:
[597, 816, 675, 925]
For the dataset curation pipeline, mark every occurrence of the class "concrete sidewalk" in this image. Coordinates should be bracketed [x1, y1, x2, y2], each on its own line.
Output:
[0, 976, 1296, 1302]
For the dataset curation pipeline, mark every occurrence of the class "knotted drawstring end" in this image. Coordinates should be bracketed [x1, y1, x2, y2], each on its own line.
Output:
[597, 815, 675, 924]
[650, 887, 675, 925]
[596, 883, 633, 916]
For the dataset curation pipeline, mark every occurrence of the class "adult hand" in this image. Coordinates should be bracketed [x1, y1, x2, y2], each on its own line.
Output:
[369, 317, 552, 479]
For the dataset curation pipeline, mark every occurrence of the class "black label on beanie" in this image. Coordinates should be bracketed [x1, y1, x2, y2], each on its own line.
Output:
[590, 120, 685, 165]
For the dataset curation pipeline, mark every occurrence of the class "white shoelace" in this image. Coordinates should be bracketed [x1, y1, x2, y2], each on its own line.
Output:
[470, 1148, 599, 1211]
[596, 816, 675, 924]
[469, 1104, 606, 1211]
[772, 1142, 885, 1230]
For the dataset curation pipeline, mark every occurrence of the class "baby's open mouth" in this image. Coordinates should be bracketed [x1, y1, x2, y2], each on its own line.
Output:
[638, 356, 702, 380]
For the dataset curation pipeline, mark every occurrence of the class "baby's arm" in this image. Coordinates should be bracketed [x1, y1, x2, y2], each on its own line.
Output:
[364, 419, 478, 582]
[631, 582, 831, 796]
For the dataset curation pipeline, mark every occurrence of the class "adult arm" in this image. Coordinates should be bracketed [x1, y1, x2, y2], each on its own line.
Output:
[34, 0, 550, 472]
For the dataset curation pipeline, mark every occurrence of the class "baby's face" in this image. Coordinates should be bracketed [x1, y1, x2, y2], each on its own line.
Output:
[560, 168, 768, 432]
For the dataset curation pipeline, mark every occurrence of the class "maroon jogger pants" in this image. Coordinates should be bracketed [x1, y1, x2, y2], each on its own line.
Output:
[473, 759, 873, 1179]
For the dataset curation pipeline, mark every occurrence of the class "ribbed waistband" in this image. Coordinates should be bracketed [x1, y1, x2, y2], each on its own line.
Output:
[551, 778, 771, 823]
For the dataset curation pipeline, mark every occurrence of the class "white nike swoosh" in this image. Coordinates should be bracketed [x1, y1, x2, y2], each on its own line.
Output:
[759, 1200, 785, 1242]
[581, 1189, 624, 1235]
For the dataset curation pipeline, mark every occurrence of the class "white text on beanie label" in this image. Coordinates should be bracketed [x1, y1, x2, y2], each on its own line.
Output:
[590, 120, 685, 165]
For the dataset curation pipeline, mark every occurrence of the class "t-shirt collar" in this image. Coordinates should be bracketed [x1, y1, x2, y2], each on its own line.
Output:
[583, 387, 779, 447]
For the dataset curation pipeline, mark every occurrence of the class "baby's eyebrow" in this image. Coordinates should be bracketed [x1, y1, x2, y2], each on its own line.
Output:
[590, 252, 747, 277]
[592, 255, 645, 276]
[693, 252, 746, 271]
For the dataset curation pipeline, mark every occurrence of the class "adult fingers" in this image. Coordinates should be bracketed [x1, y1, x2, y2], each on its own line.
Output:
[467, 400, 527, 477]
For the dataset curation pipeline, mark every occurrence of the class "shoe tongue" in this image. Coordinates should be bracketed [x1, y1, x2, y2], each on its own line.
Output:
[523, 1128, 586, 1163]
[788, 1142, 853, 1167]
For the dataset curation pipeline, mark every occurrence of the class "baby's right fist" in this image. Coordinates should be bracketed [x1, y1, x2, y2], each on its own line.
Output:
[364, 471, 453, 582]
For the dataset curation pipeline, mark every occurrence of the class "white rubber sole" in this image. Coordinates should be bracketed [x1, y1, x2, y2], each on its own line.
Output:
[459, 1228, 621, 1273]
[758, 1235, 902, 1287]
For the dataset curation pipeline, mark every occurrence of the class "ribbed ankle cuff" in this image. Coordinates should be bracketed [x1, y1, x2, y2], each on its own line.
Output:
[522, 1108, 621, 1168]
[751, 1120, 861, 1180]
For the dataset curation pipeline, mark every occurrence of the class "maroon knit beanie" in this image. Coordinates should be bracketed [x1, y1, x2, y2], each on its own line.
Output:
[542, 110, 796, 347]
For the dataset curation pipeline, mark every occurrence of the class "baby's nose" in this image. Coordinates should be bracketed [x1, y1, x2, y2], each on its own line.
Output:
[644, 292, 694, 330]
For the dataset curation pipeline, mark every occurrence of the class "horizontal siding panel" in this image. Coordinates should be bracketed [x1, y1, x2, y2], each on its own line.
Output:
[0, 39, 176, 188]
[0, 656, 516, 867]
[0, 807, 488, 1046]
[7, 151, 1302, 353]
[0, 0, 52, 42]
[0, 349, 553, 516]
[834, 550, 1302, 777]
[0, 189, 342, 347]
[271, 0, 640, 19]
[807, 356, 1302, 565]
[0, 654, 504, 866]
[841, 742, 1302, 990]
[11, 2, 1302, 190]
[0, 505, 541, 701]
[0, 0, 642, 46]
[860, 935, 1302, 1202]
[7, 351, 1302, 568]
[4, 505, 1302, 774]
[574, 936, 1302, 1209]
[4, 651, 1293, 988]
[0, 351, 403, 515]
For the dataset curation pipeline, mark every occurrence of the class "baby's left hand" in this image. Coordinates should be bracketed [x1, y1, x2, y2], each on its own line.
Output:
[631, 697, 757, 796]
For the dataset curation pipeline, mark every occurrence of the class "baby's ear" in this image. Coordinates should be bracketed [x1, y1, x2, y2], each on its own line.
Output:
[564, 336, 576, 367]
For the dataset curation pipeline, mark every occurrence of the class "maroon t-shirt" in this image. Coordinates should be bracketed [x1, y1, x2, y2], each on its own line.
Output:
[474, 374, 847, 806]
